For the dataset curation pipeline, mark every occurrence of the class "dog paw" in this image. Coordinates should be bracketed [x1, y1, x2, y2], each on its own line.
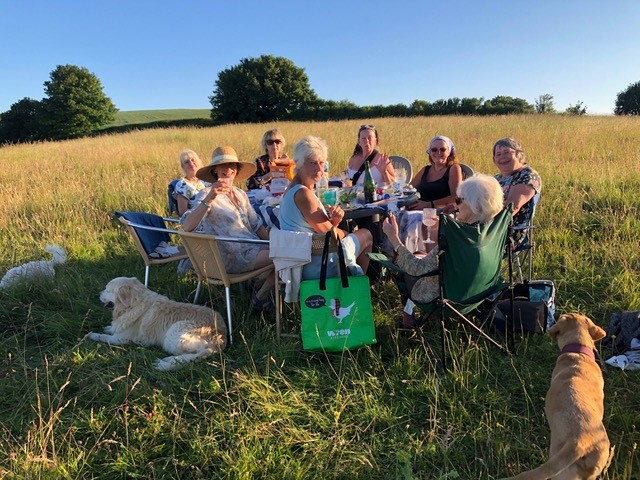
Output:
[103, 325, 114, 334]
[154, 357, 179, 371]
[87, 332, 100, 341]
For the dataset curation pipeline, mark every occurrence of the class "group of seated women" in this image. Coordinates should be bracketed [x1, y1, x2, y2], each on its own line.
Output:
[171, 125, 541, 316]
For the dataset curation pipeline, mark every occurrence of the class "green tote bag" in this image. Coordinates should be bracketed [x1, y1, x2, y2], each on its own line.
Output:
[299, 230, 376, 352]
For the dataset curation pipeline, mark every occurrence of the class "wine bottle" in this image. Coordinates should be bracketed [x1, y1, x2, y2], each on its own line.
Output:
[363, 160, 375, 203]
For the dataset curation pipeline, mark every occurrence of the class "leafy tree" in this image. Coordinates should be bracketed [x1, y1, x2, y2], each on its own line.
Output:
[480, 96, 534, 115]
[209, 55, 318, 122]
[535, 94, 556, 113]
[615, 81, 640, 115]
[0, 97, 45, 144]
[40, 64, 117, 139]
[565, 101, 587, 116]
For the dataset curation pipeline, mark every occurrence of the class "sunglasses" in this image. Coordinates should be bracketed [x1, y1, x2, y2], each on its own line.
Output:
[359, 124, 375, 131]
[455, 196, 464, 205]
[266, 139, 282, 146]
[430, 147, 447, 154]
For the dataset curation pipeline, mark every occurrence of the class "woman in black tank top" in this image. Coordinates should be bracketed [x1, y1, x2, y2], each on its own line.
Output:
[408, 135, 463, 211]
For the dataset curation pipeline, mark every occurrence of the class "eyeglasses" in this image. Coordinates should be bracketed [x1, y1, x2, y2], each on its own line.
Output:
[266, 139, 282, 146]
[430, 147, 447, 154]
[455, 196, 464, 205]
[359, 124, 375, 131]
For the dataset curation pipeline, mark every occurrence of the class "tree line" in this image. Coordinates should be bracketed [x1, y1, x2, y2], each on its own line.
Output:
[2, 55, 640, 145]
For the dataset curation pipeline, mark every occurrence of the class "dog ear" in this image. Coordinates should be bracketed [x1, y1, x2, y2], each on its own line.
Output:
[548, 322, 561, 340]
[589, 323, 606, 342]
[113, 280, 133, 316]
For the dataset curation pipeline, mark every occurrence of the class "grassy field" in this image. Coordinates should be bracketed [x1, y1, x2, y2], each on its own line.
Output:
[1, 115, 639, 478]
[109, 109, 211, 127]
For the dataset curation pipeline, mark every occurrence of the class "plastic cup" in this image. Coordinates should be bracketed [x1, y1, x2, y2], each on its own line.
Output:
[323, 188, 338, 206]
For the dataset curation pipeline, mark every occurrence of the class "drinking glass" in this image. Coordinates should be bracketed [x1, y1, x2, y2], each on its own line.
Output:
[394, 168, 407, 193]
[323, 188, 338, 206]
[422, 207, 437, 244]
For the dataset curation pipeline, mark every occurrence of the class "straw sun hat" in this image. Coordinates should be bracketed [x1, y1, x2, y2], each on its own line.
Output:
[196, 146, 257, 183]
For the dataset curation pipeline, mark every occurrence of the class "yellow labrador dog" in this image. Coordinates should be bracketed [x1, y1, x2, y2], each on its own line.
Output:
[88, 277, 226, 371]
[502, 313, 613, 480]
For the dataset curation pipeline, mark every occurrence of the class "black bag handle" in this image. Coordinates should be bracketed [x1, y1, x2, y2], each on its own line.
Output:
[351, 150, 378, 184]
[319, 229, 349, 290]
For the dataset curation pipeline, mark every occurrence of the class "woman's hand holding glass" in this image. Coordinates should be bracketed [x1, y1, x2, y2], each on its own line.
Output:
[326, 204, 344, 226]
[422, 207, 437, 244]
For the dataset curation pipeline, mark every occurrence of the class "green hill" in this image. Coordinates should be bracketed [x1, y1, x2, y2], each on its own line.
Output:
[110, 109, 210, 127]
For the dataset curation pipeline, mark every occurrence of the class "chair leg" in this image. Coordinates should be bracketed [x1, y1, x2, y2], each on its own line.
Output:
[193, 280, 202, 304]
[225, 286, 233, 345]
[144, 266, 150, 287]
[274, 270, 281, 342]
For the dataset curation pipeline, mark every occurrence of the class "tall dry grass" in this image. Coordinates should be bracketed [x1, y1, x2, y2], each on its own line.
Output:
[1, 115, 639, 478]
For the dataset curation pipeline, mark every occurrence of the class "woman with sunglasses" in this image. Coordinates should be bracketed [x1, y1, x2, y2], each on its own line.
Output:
[407, 135, 463, 211]
[346, 125, 395, 186]
[383, 174, 504, 306]
[246, 129, 290, 190]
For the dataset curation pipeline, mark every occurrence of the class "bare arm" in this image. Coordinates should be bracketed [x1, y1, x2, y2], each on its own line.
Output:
[506, 183, 535, 216]
[182, 182, 230, 232]
[177, 195, 190, 216]
[294, 187, 346, 239]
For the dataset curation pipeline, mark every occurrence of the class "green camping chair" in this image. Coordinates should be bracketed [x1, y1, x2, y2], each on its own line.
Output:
[372, 205, 515, 370]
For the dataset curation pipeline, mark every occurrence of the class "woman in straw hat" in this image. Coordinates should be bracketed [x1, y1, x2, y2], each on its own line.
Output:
[182, 146, 274, 311]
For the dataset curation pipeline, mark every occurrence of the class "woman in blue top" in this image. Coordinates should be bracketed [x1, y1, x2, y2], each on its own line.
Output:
[280, 136, 373, 280]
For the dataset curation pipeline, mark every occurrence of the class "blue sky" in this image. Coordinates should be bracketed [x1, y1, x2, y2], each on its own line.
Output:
[2, 0, 639, 115]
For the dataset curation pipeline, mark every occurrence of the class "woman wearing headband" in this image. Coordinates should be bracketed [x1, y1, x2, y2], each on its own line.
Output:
[407, 135, 463, 211]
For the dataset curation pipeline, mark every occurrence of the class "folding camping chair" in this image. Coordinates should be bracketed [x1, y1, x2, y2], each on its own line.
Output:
[513, 193, 540, 283]
[115, 211, 188, 287]
[370, 205, 515, 370]
[178, 230, 274, 344]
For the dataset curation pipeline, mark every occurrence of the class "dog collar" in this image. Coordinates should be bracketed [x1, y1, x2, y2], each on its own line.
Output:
[560, 343, 596, 361]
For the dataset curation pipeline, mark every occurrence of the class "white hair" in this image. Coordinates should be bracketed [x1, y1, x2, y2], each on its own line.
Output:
[457, 174, 504, 224]
[292, 136, 328, 172]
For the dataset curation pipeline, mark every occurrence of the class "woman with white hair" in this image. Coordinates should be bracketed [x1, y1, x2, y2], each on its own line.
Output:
[279, 135, 373, 279]
[173, 149, 209, 215]
[382, 174, 504, 304]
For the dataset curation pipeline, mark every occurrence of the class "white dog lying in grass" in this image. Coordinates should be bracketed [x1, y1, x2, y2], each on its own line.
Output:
[0, 244, 67, 290]
[88, 277, 227, 371]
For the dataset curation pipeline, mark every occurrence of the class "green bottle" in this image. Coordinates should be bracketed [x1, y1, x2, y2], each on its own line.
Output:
[363, 160, 375, 204]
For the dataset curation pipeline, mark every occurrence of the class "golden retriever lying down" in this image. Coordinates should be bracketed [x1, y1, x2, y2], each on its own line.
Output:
[502, 313, 613, 480]
[88, 277, 226, 371]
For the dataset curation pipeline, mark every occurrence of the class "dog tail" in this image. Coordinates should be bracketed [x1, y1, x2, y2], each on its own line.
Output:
[45, 245, 67, 265]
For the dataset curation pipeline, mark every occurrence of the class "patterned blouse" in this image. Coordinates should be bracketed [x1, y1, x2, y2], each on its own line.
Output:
[495, 166, 542, 244]
[184, 187, 267, 274]
[173, 178, 209, 211]
[246, 154, 273, 190]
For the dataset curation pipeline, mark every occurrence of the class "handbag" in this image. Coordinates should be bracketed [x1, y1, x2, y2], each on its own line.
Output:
[299, 230, 377, 352]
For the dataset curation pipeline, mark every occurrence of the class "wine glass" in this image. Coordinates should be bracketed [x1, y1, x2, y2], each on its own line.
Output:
[422, 208, 437, 244]
[394, 168, 407, 193]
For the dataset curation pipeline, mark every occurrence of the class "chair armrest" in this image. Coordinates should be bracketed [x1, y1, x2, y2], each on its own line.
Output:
[178, 230, 269, 246]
